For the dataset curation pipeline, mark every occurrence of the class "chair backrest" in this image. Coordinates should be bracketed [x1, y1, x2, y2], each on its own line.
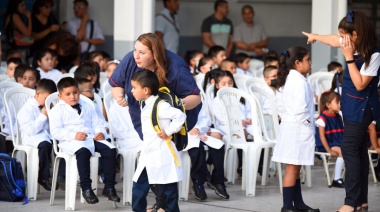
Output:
[217, 87, 271, 145]
[102, 81, 112, 98]
[199, 89, 214, 124]
[307, 71, 332, 94]
[59, 73, 74, 80]
[195, 74, 205, 93]
[3, 87, 35, 147]
[317, 74, 334, 94]
[99, 72, 108, 84]
[0, 75, 9, 82]
[233, 74, 252, 91]
[45, 92, 60, 154]
[93, 93, 103, 116]
[249, 59, 264, 77]
[246, 82, 279, 140]
[0, 81, 23, 131]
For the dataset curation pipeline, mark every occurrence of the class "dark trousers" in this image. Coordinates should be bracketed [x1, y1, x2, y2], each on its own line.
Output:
[75, 141, 117, 191]
[0, 134, 14, 154]
[132, 168, 179, 212]
[188, 143, 225, 184]
[341, 107, 373, 207]
[37, 141, 52, 181]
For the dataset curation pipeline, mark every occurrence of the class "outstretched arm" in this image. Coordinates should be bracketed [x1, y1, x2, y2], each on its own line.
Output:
[302, 31, 341, 48]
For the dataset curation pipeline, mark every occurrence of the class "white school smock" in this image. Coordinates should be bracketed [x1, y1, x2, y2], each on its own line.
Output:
[49, 99, 115, 155]
[133, 95, 185, 184]
[184, 105, 224, 150]
[108, 100, 142, 151]
[37, 67, 62, 84]
[17, 98, 50, 147]
[272, 69, 315, 165]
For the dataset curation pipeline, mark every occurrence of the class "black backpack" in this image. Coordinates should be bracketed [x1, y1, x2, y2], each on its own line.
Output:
[0, 153, 28, 204]
[150, 87, 188, 151]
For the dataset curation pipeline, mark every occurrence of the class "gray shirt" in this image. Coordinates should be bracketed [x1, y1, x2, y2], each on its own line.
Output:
[155, 8, 180, 54]
[233, 22, 267, 56]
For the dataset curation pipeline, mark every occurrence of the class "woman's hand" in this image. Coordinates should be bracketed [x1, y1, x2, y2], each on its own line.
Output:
[115, 94, 128, 107]
[328, 150, 338, 157]
[341, 35, 355, 60]
[302, 31, 318, 44]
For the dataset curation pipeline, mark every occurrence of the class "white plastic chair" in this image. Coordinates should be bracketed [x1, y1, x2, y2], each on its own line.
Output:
[102, 81, 112, 99]
[177, 150, 191, 201]
[4, 87, 39, 200]
[314, 152, 337, 186]
[103, 92, 139, 205]
[99, 72, 108, 84]
[233, 74, 253, 91]
[59, 73, 74, 80]
[46, 92, 100, 210]
[249, 59, 264, 78]
[0, 74, 9, 82]
[368, 150, 379, 184]
[217, 87, 277, 196]
[316, 74, 334, 94]
[0, 81, 23, 131]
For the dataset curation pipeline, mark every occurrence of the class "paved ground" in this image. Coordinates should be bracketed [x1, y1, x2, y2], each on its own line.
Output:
[3, 160, 380, 212]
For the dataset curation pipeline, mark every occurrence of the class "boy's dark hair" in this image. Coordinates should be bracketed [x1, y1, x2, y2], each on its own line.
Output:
[7, 57, 22, 66]
[131, 69, 159, 96]
[76, 77, 93, 85]
[83, 51, 102, 63]
[57, 77, 79, 93]
[263, 65, 278, 77]
[100, 51, 110, 60]
[208, 45, 225, 58]
[214, 0, 228, 11]
[14, 64, 30, 80]
[74, 63, 96, 81]
[264, 56, 279, 67]
[234, 53, 250, 64]
[73, 0, 88, 6]
[36, 79, 57, 93]
[327, 61, 342, 71]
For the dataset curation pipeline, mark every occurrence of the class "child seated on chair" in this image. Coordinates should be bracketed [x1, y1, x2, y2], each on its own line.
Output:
[186, 104, 229, 201]
[49, 77, 120, 204]
[315, 91, 345, 188]
[17, 79, 57, 191]
[262, 65, 279, 114]
[208, 45, 226, 68]
[6, 58, 22, 81]
[21, 67, 41, 89]
[234, 53, 253, 77]
[131, 69, 186, 212]
[220, 59, 237, 74]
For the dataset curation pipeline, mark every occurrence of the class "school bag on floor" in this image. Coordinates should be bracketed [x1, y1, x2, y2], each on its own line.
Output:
[150, 87, 188, 165]
[0, 153, 28, 204]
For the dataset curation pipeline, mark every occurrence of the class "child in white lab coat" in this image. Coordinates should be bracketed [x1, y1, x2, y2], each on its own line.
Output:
[131, 69, 186, 212]
[272, 47, 319, 212]
[49, 77, 120, 205]
[17, 79, 57, 191]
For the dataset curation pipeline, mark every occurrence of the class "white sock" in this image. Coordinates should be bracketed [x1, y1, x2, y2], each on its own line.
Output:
[334, 157, 344, 180]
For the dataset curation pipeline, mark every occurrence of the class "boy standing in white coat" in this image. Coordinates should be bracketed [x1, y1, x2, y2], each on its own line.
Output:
[18, 79, 57, 191]
[131, 69, 186, 212]
[49, 77, 120, 205]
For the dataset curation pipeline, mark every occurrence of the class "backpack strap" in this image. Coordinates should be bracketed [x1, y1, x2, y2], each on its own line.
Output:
[86, 20, 94, 53]
[156, 13, 180, 34]
[150, 96, 181, 166]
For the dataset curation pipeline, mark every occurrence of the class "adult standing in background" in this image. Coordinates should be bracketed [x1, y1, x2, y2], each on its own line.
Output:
[66, 0, 104, 54]
[201, 0, 233, 57]
[155, 0, 180, 54]
[30, 0, 59, 57]
[233, 5, 268, 59]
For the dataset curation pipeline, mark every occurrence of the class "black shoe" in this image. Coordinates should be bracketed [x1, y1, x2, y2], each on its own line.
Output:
[331, 178, 345, 188]
[237, 167, 242, 177]
[192, 184, 207, 201]
[82, 188, 99, 204]
[281, 207, 298, 212]
[57, 176, 65, 191]
[102, 188, 120, 202]
[38, 179, 52, 191]
[294, 205, 320, 212]
[207, 181, 229, 199]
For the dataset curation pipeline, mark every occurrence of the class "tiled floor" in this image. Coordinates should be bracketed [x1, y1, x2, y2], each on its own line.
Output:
[3, 161, 380, 212]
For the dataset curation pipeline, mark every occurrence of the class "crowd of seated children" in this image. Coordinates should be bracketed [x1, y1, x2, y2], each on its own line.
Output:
[6, 58, 22, 81]
[220, 59, 237, 74]
[49, 77, 120, 204]
[234, 53, 253, 76]
[33, 49, 62, 84]
[130, 70, 185, 212]
[184, 50, 204, 75]
[17, 79, 57, 191]
[208, 45, 226, 69]
[315, 91, 345, 188]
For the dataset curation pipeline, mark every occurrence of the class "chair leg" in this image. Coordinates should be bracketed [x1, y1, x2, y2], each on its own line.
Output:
[122, 152, 137, 205]
[305, 165, 312, 187]
[27, 150, 39, 200]
[178, 151, 191, 201]
[276, 162, 283, 193]
[65, 157, 78, 211]
[368, 151, 377, 184]
[50, 157, 61, 206]
[225, 147, 237, 184]
[321, 155, 331, 187]
[261, 147, 271, 186]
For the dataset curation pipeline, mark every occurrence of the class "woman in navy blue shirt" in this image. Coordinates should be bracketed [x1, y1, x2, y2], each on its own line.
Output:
[109, 33, 201, 212]
[303, 11, 380, 212]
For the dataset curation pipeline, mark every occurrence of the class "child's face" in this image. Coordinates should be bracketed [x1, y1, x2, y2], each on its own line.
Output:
[35, 90, 51, 107]
[6, 62, 18, 78]
[327, 98, 341, 113]
[22, 70, 38, 89]
[223, 62, 237, 74]
[190, 53, 204, 68]
[86, 75, 96, 85]
[38, 53, 54, 72]
[199, 61, 214, 74]
[52, 56, 58, 68]
[295, 53, 312, 76]
[131, 80, 149, 101]
[264, 69, 278, 87]
[134, 41, 156, 71]
[58, 86, 80, 106]
[106, 63, 117, 78]
[216, 76, 234, 90]
[93, 55, 106, 71]
[238, 58, 250, 71]
[213, 51, 226, 67]
[102, 58, 109, 71]
[79, 82, 94, 99]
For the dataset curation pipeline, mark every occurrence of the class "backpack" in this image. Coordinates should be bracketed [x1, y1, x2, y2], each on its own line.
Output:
[0, 153, 28, 204]
[150, 87, 188, 152]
